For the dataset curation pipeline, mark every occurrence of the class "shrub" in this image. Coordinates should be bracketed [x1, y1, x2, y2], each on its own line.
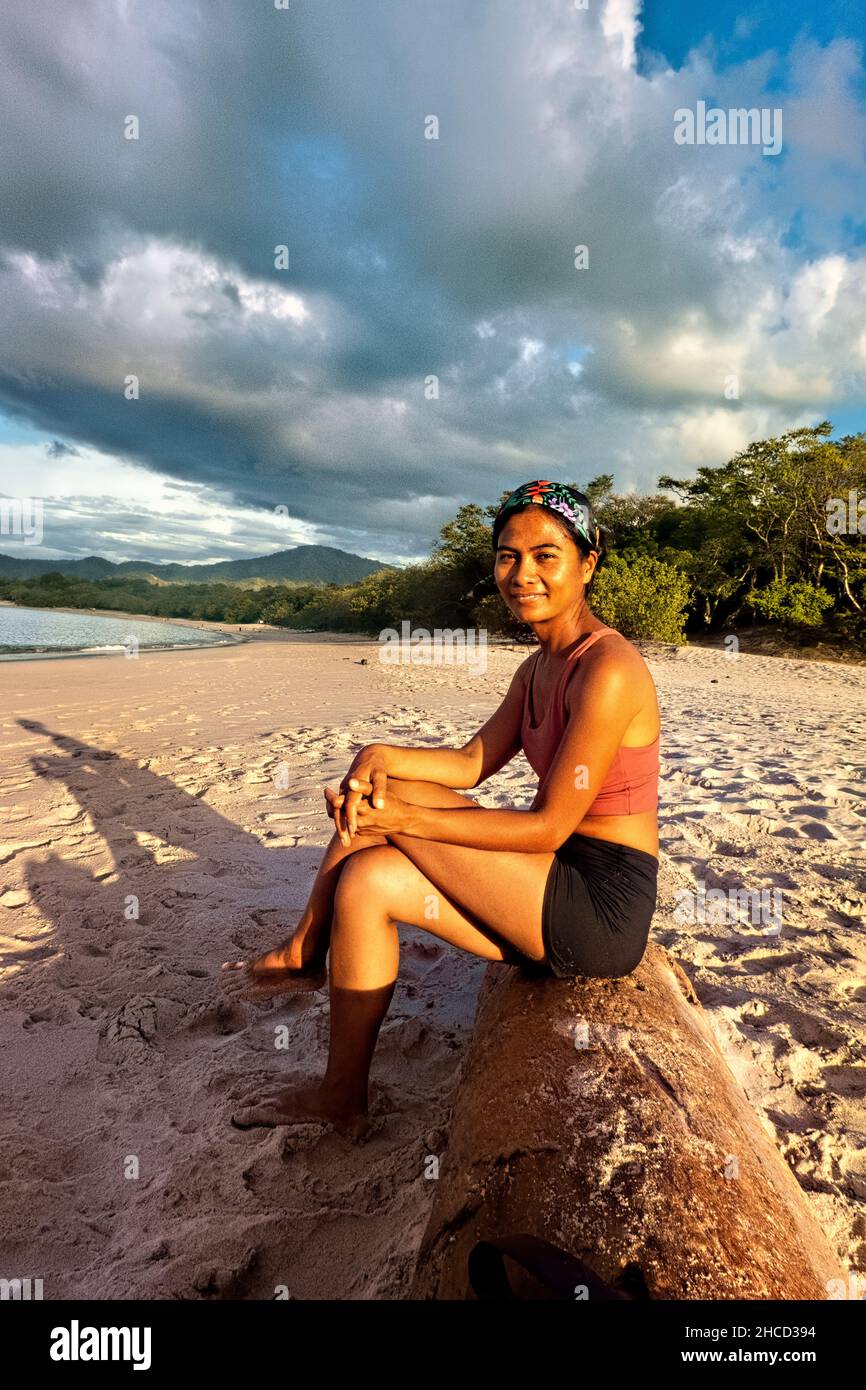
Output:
[591, 554, 691, 643]
[745, 578, 834, 629]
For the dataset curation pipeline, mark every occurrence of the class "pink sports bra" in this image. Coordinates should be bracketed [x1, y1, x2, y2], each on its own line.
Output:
[521, 626, 659, 816]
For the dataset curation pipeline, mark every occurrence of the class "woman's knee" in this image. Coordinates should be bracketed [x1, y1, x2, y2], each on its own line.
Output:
[334, 845, 400, 906]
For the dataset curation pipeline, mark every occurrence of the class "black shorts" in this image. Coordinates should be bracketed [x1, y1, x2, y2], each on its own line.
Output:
[541, 833, 659, 980]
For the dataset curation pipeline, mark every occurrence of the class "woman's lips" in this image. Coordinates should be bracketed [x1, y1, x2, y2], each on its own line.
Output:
[513, 594, 544, 604]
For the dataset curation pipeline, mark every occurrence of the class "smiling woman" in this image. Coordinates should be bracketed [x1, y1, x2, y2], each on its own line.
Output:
[488, 481, 660, 975]
[223, 478, 661, 1138]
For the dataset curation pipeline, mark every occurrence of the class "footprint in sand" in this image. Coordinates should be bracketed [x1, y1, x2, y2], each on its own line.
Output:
[803, 821, 842, 840]
[738, 950, 807, 975]
[821, 1064, 866, 1097]
[183, 999, 248, 1036]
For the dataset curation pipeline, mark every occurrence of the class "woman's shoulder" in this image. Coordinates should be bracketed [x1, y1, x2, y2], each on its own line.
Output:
[568, 627, 654, 696]
[567, 628, 659, 735]
[591, 627, 648, 667]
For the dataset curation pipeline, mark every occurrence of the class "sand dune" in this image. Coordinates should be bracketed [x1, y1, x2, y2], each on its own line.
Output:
[0, 629, 863, 1297]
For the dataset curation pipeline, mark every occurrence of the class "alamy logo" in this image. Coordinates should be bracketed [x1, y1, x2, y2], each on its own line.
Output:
[0, 1277, 43, 1299]
[673, 883, 783, 934]
[49, 1321, 152, 1371]
[674, 101, 783, 157]
[378, 621, 487, 674]
[0, 497, 43, 544]
[826, 493, 866, 536]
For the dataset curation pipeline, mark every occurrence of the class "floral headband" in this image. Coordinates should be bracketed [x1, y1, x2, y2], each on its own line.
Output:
[495, 480, 601, 553]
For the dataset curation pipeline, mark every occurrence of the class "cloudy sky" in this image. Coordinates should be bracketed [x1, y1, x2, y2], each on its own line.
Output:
[1, 0, 864, 567]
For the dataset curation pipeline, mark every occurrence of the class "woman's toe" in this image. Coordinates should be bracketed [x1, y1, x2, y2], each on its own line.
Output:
[231, 1104, 275, 1129]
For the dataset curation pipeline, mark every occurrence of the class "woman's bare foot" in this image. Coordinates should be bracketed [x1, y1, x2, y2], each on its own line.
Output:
[230, 1082, 369, 1139]
[221, 932, 328, 997]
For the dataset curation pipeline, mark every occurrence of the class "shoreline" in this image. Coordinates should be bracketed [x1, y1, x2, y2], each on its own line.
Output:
[0, 599, 864, 669]
[0, 603, 248, 662]
[0, 602, 534, 662]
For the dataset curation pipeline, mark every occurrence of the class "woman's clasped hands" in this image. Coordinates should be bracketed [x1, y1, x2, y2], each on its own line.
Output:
[323, 748, 406, 846]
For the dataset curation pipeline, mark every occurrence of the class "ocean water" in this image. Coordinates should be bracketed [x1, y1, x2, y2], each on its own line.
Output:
[0, 605, 241, 660]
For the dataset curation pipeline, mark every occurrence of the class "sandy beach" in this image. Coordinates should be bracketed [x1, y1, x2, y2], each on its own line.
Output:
[0, 629, 864, 1298]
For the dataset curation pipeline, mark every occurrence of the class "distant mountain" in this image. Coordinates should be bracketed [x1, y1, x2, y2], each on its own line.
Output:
[0, 544, 395, 585]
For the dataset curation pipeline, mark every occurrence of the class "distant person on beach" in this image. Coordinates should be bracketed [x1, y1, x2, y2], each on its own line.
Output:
[225, 479, 660, 1137]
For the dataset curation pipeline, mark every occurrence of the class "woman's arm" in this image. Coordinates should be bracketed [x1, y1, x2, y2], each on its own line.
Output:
[335, 740, 476, 845]
[379, 799, 555, 852]
[336, 658, 532, 841]
[363, 657, 532, 790]
[389, 800, 553, 850]
[364, 740, 478, 790]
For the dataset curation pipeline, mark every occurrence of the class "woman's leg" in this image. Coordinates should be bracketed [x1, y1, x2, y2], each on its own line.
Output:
[231, 831, 554, 1135]
[222, 778, 482, 990]
[222, 824, 390, 988]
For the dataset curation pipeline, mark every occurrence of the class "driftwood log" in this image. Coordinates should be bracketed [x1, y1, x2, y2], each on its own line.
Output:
[410, 943, 846, 1300]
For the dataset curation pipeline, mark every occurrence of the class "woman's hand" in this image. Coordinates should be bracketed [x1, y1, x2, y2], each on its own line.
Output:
[351, 787, 408, 838]
[324, 785, 352, 847]
[323, 780, 407, 844]
[340, 747, 389, 837]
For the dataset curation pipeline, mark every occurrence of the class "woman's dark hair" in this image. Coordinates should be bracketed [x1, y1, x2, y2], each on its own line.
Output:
[492, 496, 607, 599]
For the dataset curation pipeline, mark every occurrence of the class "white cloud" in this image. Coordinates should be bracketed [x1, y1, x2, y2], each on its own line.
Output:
[0, 440, 320, 563]
[601, 0, 643, 71]
[787, 255, 848, 330]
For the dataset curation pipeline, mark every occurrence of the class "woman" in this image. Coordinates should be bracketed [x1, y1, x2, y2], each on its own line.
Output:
[225, 480, 660, 1138]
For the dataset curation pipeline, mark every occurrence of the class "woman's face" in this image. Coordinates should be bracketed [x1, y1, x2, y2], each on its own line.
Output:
[494, 508, 596, 622]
